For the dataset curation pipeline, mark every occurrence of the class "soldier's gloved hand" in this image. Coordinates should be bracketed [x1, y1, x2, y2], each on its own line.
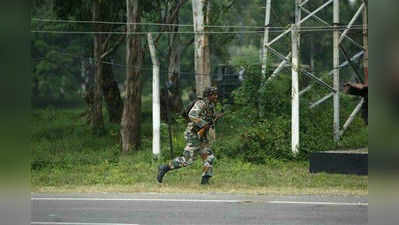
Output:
[197, 124, 210, 138]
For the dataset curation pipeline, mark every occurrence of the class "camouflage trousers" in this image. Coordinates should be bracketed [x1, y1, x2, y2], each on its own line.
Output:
[168, 129, 216, 177]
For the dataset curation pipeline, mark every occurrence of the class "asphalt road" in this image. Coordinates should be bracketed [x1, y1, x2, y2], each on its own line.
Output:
[31, 193, 368, 225]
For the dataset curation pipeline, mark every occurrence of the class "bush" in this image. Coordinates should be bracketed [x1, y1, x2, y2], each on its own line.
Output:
[215, 116, 292, 164]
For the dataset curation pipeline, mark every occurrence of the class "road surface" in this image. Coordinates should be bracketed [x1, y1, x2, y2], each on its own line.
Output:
[32, 193, 367, 225]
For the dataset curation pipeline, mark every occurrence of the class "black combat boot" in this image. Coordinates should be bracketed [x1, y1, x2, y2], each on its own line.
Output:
[200, 175, 211, 185]
[157, 165, 170, 183]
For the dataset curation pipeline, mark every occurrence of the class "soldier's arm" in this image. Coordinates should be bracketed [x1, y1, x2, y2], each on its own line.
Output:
[188, 100, 208, 129]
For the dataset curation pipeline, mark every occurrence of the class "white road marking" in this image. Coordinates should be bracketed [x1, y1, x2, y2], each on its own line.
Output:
[268, 200, 368, 206]
[31, 223, 139, 225]
[31, 197, 242, 203]
[32, 197, 367, 206]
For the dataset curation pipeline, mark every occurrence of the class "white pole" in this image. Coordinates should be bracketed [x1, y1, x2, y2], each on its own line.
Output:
[291, 24, 299, 155]
[333, 0, 340, 141]
[290, 0, 301, 155]
[147, 33, 161, 157]
[262, 0, 272, 78]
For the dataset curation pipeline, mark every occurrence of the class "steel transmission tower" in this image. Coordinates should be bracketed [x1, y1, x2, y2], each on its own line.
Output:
[261, 0, 368, 154]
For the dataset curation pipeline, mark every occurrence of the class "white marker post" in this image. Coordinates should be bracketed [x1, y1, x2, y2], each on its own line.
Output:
[333, 0, 340, 141]
[147, 33, 160, 158]
[291, 24, 299, 155]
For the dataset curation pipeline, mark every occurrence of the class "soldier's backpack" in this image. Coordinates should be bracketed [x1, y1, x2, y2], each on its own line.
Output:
[182, 99, 198, 121]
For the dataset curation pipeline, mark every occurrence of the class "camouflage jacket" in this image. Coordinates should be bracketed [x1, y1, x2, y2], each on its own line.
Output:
[187, 99, 216, 132]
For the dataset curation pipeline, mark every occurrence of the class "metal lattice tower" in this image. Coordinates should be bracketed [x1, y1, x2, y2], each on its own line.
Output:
[261, 0, 368, 154]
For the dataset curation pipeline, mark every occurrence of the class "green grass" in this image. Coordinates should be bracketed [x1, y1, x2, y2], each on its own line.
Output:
[31, 107, 367, 195]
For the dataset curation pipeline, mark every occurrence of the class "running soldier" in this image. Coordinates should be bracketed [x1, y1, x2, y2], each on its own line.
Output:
[157, 87, 223, 185]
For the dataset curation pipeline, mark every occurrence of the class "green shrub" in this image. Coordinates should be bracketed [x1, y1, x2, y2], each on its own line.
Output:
[215, 116, 292, 163]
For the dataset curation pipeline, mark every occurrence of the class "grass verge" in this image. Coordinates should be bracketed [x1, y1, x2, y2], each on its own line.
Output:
[31, 107, 367, 196]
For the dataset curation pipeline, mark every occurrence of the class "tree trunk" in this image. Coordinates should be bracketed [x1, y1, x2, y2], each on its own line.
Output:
[192, 0, 211, 97]
[167, 5, 183, 114]
[82, 58, 94, 122]
[93, 48, 105, 134]
[167, 41, 183, 114]
[92, 0, 105, 135]
[121, 0, 143, 152]
[102, 61, 123, 123]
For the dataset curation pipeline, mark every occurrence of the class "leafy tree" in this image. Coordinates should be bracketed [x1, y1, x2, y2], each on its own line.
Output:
[32, 0, 83, 101]
[49, 0, 125, 131]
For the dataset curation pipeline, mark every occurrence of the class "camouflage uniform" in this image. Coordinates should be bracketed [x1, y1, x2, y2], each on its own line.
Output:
[168, 98, 216, 177]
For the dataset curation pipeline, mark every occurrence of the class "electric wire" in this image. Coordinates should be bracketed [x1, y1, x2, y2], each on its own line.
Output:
[32, 18, 365, 30]
[31, 27, 366, 35]
[32, 49, 243, 78]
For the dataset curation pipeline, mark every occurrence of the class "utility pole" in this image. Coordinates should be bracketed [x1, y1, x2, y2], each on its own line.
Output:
[290, 0, 301, 155]
[333, 0, 340, 142]
[261, 0, 272, 78]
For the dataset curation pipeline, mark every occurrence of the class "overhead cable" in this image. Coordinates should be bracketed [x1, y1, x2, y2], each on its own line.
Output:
[32, 18, 365, 30]
[31, 27, 366, 35]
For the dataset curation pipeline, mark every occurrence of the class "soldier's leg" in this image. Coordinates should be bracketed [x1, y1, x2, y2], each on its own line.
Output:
[171, 128, 201, 169]
[157, 129, 200, 183]
[200, 147, 216, 185]
[171, 128, 201, 168]
[168, 150, 195, 169]
[157, 150, 197, 183]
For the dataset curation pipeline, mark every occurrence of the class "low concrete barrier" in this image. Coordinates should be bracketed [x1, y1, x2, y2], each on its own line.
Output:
[309, 149, 368, 175]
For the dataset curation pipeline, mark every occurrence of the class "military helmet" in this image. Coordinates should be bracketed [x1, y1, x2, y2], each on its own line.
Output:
[203, 87, 218, 98]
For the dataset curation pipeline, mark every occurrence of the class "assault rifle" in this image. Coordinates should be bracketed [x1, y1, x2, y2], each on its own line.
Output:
[197, 112, 224, 138]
